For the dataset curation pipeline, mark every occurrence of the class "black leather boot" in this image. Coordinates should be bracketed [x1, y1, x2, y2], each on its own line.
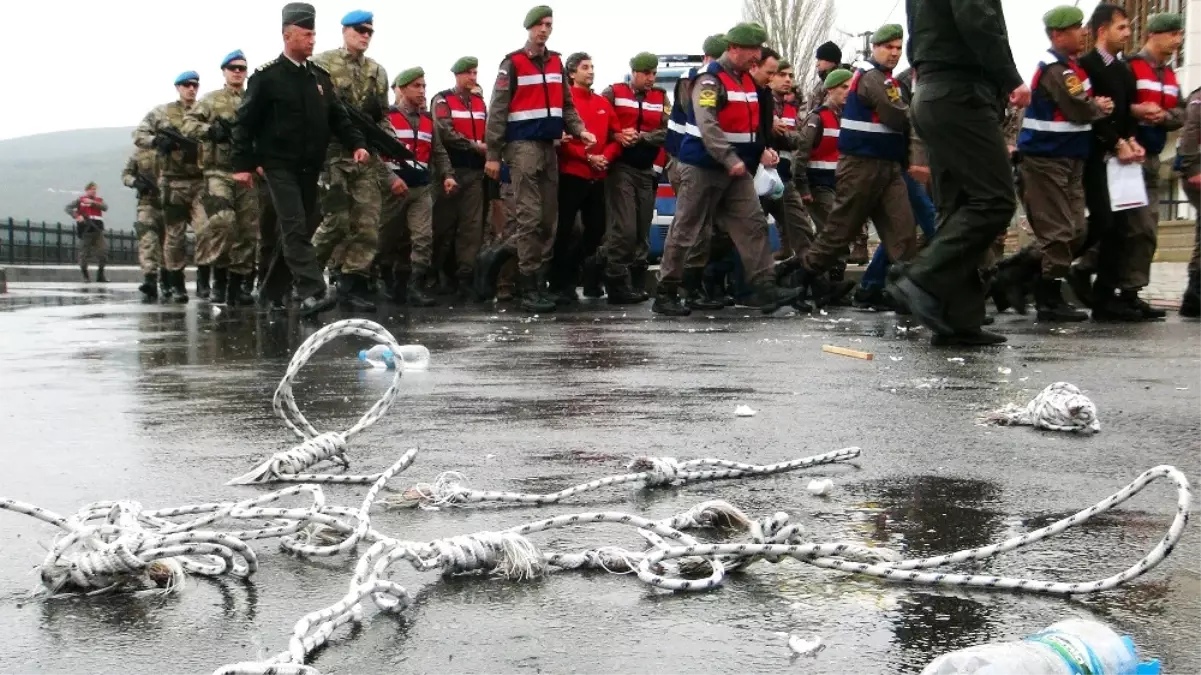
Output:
[95, 264, 107, 283]
[80, 264, 90, 282]
[1034, 277, 1087, 322]
[754, 281, 801, 315]
[518, 272, 556, 313]
[1181, 273, 1201, 318]
[702, 268, 733, 307]
[160, 271, 171, 299]
[139, 273, 158, 300]
[582, 255, 605, 298]
[407, 267, 438, 307]
[1090, 284, 1141, 322]
[683, 268, 724, 310]
[211, 267, 229, 305]
[171, 269, 189, 303]
[195, 265, 211, 300]
[390, 268, 410, 305]
[628, 264, 651, 302]
[604, 272, 647, 304]
[652, 280, 691, 316]
[1120, 289, 1166, 321]
[474, 246, 515, 301]
[339, 273, 378, 312]
[1066, 264, 1094, 308]
[553, 268, 580, 306]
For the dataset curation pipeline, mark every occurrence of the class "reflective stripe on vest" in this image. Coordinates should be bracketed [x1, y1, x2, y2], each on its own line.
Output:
[506, 51, 566, 141]
[612, 82, 667, 168]
[438, 89, 487, 169]
[775, 99, 799, 181]
[678, 62, 760, 169]
[386, 110, 434, 180]
[1017, 50, 1093, 159]
[838, 64, 906, 162]
[653, 148, 667, 175]
[1129, 55, 1179, 155]
[664, 66, 698, 157]
[808, 106, 841, 186]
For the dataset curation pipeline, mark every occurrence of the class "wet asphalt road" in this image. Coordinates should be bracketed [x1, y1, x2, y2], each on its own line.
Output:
[1, 282, 1199, 675]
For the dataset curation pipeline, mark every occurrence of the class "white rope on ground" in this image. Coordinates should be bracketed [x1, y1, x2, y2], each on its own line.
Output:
[213, 465, 1191, 675]
[985, 382, 1101, 433]
[228, 320, 406, 485]
[391, 447, 863, 508]
[0, 450, 419, 597]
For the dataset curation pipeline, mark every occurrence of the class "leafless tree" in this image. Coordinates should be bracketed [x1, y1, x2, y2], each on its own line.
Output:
[742, 0, 837, 90]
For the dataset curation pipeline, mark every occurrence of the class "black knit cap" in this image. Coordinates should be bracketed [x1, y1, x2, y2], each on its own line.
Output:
[815, 41, 841, 63]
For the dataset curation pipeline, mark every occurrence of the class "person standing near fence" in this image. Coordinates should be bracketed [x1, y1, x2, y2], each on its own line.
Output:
[121, 148, 164, 299]
[64, 182, 108, 282]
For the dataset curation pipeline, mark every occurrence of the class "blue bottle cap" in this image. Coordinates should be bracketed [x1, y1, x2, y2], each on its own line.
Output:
[358, 349, 369, 360]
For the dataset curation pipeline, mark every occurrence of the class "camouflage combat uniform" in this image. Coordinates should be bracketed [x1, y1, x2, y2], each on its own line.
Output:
[134, 101, 206, 273]
[181, 84, 260, 278]
[310, 47, 392, 279]
[121, 148, 164, 275]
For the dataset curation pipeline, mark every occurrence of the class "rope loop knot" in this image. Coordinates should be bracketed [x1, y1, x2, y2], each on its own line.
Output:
[629, 456, 684, 487]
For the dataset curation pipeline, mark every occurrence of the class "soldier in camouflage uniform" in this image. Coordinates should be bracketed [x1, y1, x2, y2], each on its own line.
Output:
[181, 50, 260, 306]
[64, 183, 108, 282]
[309, 9, 392, 312]
[121, 148, 164, 298]
[134, 70, 207, 303]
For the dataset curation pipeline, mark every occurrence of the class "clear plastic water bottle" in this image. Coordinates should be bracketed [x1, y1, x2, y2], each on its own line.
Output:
[921, 618, 1160, 675]
[393, 344, 430, 371]
[358, 345, 396, 369]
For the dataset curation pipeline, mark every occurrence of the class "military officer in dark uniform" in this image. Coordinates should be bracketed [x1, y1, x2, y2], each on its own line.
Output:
[231, 2, 368, 316]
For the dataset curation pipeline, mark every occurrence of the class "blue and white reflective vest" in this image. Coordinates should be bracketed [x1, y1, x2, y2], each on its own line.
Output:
[677, 61, 761, 170]
[664, 67, 698, 158]
[1017, 50, 1093, 159]
[838, 62, 907, 162]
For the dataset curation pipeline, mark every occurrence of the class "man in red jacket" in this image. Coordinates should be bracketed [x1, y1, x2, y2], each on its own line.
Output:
[549, 52, 621, 306]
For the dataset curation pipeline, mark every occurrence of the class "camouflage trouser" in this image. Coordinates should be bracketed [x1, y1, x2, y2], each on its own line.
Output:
[198, 172, 260, 275]
[378, 184, 433, 272]
[313, 159, 381, 276]
[78, 229, 107, 265]
[161, 177, 206, 271]
[135, 199, 164, 274]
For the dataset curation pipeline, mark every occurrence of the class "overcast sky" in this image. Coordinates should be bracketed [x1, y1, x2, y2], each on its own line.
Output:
[0, 0, 1098, 141]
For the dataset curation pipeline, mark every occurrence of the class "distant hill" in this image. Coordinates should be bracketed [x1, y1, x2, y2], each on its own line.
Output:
[0, 127, 139, 232]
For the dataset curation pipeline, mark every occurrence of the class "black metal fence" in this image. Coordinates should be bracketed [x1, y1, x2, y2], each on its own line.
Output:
[2, 218, 139, 265]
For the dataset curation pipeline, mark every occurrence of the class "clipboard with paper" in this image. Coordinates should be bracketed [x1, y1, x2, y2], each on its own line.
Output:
[1105, 157, 1149, 212]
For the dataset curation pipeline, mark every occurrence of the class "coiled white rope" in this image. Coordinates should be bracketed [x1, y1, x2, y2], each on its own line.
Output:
[392, 447, 862, 508]
[0, 450, 419, 597]
[985, 382, 1101, 433]
[213, 465, 1191, 675]
[228, 320, 406, 485]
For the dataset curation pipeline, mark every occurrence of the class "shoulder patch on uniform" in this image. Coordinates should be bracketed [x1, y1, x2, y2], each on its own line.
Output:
[256, 58, 278, 72]
[698, 88, 718, 108]
[886, 84, 901, 103]
[663, 100, 672, 116]
[1064, 70, 1084, 96]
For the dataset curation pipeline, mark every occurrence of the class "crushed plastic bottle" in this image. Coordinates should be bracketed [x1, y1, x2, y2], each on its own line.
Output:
[357, 344, 430, 371]
[921, 618, 1160, 675]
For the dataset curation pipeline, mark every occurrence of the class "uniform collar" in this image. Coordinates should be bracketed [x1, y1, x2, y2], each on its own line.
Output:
[717, 54, 743, 76]
[283, 51, 307, 68]
[1135, 47, 1170, 68]
[396, 99, 421, 115]
[340, 46, 366, 63]
[523, 41, 547, 59]
[223, 84, 244, 94]
[868, 58, 892, 74]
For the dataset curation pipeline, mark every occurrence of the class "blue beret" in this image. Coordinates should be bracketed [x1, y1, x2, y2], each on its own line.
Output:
[220, 50, 246, 69]
[341, 9, 373, 26]
[174, 71, 200, 85]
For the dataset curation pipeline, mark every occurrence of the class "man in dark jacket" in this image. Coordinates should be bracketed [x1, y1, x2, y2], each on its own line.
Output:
[231, 2, 369, 316]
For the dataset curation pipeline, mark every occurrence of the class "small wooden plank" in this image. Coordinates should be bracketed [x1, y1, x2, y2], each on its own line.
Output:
[822, 344, 874, 361]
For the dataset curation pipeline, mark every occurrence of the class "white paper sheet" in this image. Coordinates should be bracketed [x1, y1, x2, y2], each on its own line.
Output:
[1106, 157, 1149, 212]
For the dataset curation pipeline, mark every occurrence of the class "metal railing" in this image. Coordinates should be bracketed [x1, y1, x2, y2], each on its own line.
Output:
[2, 218, 140, 265]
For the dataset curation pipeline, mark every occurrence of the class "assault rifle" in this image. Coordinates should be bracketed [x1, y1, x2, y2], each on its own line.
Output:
[153, 125, 200, 163]
[132, 173, 158, 199]
[343, 95, 415, 163]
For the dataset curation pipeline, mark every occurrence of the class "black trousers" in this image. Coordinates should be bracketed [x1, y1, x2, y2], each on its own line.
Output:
[262, 168, 326, 300]
[907, 79, 1017, 331]
[550, 173, 607, 288]
[1079, 155, 1127, 287]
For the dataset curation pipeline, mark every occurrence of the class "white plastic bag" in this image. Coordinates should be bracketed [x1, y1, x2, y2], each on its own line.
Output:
[754, 165, 785, 200]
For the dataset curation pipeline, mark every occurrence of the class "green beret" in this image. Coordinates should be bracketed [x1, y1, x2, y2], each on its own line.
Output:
[1147, 13, 1183, 34]
[726, 22, 768, 47]
[871, 23, 903, 44]
[630, 51, 657, 73]
[1042, 5, 1084, 30]
[702, 34, 728, 58]
[523, 5, 552, 29]
[451, 56, 478, 74]
[393, 67, 425, 88]
[824, 68, 853, 89]
[777, 59, 792, 72]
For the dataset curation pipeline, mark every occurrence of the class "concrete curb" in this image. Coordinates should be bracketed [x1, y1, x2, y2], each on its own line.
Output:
[0, 265, 193, 284]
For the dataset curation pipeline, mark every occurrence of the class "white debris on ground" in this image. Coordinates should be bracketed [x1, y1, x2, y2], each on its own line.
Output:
[788, 634, 825, 656]
[984, 382, 1101, 433]
[734, 405, 757, 417]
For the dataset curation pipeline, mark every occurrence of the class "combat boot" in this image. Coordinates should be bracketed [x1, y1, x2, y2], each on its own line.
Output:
[534, 266, 558, 310]
[825, 266, 855, 307]
[1090, 284, 1141, 322]
[436, 269, 458, 296]
[702, 268, 733, 307]
[455, 273, 477, 303]
[139, 273, 158, 300]
[407, 267, 438, 307]
[773, 256, 801, 287]
[754, 281, 801, 315]
[1065, 264, 1094, 308]
[1180, 273, 1201, 318]
[1034, 278, 1086, 321]
[683, 268, 724, 310]
[604, 272, 645, 305]
[211, 267, 229, 305]
[171, 269, 189, 303]
[378, 267, 396, 302]
[553, 269, 580, 307]
[195, 265, 211, 300]
[792, 265, 832, 308]
[338, 274, 378, 313]
[80, 264, 90, 282]
[95, 265, 107, 283]
[390, 269, 410, 305]
[474, 245, 514, 301]
[159, 271, 171, 299]
[581, 254, 605, 298]
[628, 264, 651, 302]
[652, 281, 691, 316]
[1120, 289, 1166, 321]
[518, 273, 556, 313]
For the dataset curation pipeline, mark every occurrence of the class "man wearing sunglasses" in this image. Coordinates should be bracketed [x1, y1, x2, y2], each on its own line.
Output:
[309, 9, 394, 313]
[134, 70, 207, 303]
[182, 50, 260, 306]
